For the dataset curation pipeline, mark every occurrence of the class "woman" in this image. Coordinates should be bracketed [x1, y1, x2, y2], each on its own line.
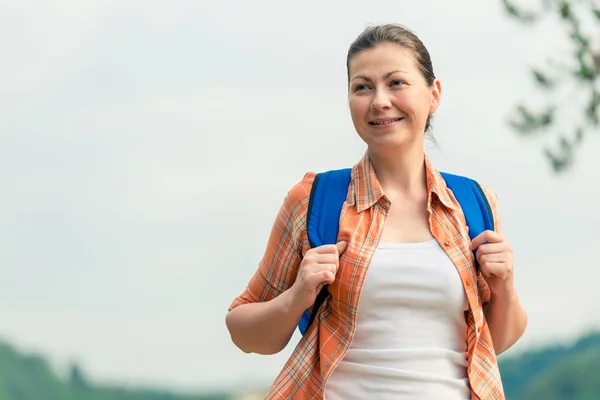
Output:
[226, 24, 527, 400]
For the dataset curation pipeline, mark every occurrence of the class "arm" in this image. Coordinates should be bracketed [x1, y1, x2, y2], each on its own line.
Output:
[227, 238, 346, 355]
[226, 287, 306, 355]
[474, 185, 528, 355]
[225, 174, 313, 355]
[484, 284, 527, 355]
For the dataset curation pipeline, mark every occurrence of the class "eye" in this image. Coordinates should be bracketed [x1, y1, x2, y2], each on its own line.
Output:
[353, 84, 371, 93]
[390, 80, 404, 88]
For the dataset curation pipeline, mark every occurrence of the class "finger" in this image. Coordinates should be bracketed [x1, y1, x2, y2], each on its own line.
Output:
[320, 270, 335, 285]
[480, 262, 509, 280]
[316, 253, 340, 265]
[313, 244, 338, 254]
[476, 242, 506, 255]
[336, 241, 348, 256]
[314, 242, 344, 255]
[469, 230, 503, 250]
[303, 264, 337, 281]
[304, 270, 334, 288]
[313, 241, 348, 256]
[477, 252, 505, 265]
[479, 264, 492, 278]
[318, 264, 338, 274]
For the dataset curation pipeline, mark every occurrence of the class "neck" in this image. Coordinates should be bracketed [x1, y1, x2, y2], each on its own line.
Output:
[367, 145, 427, 197]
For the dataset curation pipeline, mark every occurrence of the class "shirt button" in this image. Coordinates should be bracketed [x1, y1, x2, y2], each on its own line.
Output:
[477, 326, 483, 333]
[466, 279, 472, 287]
[444, 239, 451, 246]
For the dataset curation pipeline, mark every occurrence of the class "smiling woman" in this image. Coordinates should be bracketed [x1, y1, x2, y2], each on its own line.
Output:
[347, 41, 440, 174]
[225, 23, 527, 400]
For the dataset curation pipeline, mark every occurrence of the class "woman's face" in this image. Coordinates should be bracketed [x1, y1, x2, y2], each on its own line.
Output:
[348, 42, 441, 153]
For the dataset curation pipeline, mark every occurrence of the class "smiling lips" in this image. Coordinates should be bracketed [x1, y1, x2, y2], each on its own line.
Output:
[369, 117, 404, 127]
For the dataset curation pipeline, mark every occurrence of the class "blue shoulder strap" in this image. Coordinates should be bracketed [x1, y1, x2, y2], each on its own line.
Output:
[297, 169, 494, 336]
[298, 168, 352, 335]
[439, 172, 495, 244]
[306, 169, 353, 248]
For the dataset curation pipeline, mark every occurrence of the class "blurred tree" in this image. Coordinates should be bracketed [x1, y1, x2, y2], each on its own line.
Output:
[501, 0, 600, 173]
[68, 362, 88, 389]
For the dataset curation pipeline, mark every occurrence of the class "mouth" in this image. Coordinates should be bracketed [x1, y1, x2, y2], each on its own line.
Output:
[369, 117, 404, 126]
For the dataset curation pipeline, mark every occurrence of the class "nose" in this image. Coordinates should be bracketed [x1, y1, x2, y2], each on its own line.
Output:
[370, 89, 392, 111]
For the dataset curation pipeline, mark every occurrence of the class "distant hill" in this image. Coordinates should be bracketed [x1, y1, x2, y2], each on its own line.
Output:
[499, 331, 600, 399]
[0, 331, 599, 399]
[0, 341, 230, 400]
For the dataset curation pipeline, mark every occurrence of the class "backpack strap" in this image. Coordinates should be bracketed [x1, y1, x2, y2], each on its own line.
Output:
[439, 172, 495, 249]
[297, 168, 352, 336]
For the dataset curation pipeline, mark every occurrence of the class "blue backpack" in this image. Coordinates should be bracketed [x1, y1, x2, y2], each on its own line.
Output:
[297, 168, 494, 335]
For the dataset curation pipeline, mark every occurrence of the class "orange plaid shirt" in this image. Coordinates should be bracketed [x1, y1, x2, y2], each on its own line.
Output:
[229, 153, 505, 399]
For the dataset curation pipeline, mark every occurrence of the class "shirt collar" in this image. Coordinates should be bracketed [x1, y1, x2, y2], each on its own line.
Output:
[348, 152, 457, 213]
[424, 155, 458, 212]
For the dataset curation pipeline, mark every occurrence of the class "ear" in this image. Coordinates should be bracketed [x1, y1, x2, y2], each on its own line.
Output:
[429, 79, 442, 114]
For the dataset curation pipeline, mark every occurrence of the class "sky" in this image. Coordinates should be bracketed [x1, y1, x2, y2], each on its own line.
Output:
[0, 0, 599, 394]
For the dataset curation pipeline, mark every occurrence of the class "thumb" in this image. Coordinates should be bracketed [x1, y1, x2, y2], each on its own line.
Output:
[336, 241, 348, 256]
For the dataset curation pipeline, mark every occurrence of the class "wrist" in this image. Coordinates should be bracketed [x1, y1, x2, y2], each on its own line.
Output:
[490, 280, 518, 303]
[280, 286, 306, 317]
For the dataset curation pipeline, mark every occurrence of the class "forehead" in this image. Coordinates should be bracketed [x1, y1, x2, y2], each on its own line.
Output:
[348, 43, 419, 79]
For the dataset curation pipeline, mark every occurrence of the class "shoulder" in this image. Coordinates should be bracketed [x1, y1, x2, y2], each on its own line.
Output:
[475, 181, 503, 232]
[276, 172, 317, 236]
[286, 172, 316, 206]
[477, 182, 499, 209]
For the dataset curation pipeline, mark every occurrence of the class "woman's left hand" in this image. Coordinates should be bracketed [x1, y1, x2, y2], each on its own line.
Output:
[469, 230, 514, 296]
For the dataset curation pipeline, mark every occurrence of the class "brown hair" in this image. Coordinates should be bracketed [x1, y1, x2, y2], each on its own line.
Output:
[346, 24, 436, 132]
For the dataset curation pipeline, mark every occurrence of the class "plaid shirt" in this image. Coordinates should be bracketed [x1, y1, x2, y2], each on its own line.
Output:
[229, 153, 505, 399]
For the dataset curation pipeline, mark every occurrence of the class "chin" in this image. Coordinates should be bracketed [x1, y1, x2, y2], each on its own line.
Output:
[367, 129, 413, 149]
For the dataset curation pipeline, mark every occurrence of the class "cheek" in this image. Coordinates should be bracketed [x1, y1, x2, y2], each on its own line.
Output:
[349, 97, 368, 123]
[390, 95, 413, 113]
[393, 92, 431, 117]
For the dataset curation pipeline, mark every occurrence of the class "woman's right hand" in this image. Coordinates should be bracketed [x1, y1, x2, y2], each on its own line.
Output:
[289, 241, 348, 312]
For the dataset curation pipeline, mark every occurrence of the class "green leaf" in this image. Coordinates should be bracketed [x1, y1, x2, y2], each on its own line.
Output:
[570, 30, 590, 51]
[559, 135, 571, 151]
[559, 1, 572, 19]
[532, 69, 554, 89]
[593, 52, 600, 74]
[544, 147, 571, 173]
[575, 54, 596, 81]
[586, 91, 600, 125]
[509, 104, 555, 135]
[593, 9, 600, 20]
[501, 0, 538, 22]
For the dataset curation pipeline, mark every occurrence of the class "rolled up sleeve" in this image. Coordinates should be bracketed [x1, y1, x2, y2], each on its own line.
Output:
[228, 173, 315, 311]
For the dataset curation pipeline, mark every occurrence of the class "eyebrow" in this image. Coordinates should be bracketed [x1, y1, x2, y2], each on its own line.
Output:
[350, 70, 405, 83]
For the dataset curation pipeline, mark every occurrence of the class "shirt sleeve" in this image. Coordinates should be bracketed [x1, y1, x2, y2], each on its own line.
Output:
[228, 173, 315, 311]
[477, 183, 503, 307]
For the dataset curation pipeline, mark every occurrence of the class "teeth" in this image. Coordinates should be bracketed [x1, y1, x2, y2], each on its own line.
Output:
[372, 118, 400, 125]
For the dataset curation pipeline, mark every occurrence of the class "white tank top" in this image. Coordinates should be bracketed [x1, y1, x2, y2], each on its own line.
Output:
[325, 239, 470, 400]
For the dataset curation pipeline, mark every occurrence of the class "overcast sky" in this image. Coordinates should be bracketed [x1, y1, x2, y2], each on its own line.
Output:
[0, 0, 599, 394]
